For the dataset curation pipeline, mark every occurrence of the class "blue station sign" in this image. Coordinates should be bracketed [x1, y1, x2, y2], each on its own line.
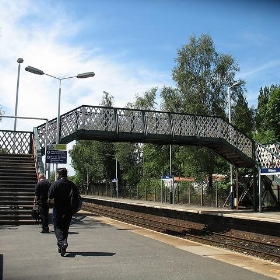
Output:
[46, 149, 67, 164]
[260, 168, 280, 175]
[161, 175, 173, 180]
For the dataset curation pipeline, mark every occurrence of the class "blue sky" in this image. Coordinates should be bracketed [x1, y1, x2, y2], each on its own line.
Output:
[1, 0, 279, 173]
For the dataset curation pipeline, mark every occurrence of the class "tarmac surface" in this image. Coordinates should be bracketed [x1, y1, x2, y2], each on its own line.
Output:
[1, 209, 280, 280]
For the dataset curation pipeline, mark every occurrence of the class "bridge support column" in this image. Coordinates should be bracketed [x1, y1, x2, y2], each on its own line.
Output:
[253, 167, 257, 212]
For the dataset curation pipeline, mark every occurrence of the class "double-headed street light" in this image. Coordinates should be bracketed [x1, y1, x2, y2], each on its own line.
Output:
[227, 81, 242, 209]
[25, 66, 95, 144]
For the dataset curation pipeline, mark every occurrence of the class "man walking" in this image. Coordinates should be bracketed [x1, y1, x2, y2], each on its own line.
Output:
[34, 173, 50, 233]
[48, 167, 79, 256]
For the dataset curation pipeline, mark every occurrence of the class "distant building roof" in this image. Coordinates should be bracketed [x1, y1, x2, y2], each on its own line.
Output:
[174, 174, 226, 182]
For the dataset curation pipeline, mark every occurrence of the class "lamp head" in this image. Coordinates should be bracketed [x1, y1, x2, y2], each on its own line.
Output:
[77, 72, 95, 79]
[17, 58, 24, 63]
[25, 66, 44, 75]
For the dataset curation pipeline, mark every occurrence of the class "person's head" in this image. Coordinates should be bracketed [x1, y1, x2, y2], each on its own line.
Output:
[56, 168, 67, 179]
[38, 173, 45, 180]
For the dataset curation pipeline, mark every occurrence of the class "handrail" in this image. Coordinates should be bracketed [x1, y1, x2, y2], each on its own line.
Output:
[33, 127, 45, 177]
[0, 115, 49, 175]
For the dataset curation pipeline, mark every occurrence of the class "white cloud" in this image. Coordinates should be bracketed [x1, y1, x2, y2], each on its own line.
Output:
[0, 0, 170, 175]
[0, 0, 170, 126]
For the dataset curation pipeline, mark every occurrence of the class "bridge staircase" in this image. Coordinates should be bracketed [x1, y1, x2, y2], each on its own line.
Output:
[0, 153, 37, 225]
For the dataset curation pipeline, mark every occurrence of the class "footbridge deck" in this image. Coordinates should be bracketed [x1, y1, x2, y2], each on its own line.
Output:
[35, 105, 256, 168]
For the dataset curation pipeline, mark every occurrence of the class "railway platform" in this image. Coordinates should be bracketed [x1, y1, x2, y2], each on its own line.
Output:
[1, 207, 280, 280]
[83, 195, 280, 224]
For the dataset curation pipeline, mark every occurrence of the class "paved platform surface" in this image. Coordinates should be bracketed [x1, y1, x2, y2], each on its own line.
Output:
[1, 210, 280, 280]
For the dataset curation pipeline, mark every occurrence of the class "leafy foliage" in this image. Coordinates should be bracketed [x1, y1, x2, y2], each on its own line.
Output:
[171, 34, 241, 117]
[160, 34, 253, 191]
[254, 85, 280, 143]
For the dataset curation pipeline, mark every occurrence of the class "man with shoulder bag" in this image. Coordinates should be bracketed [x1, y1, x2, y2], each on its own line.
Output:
[48, 167, 80, 257]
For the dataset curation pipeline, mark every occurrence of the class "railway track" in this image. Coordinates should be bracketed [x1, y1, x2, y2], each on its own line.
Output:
[82, 201, 280, 264]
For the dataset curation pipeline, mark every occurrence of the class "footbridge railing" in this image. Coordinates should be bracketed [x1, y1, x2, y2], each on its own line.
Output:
[255, 142, 280, 168]
[35, 105, 255, 168]
[0, 130, 33, 154]
[1, 105, 280, 171]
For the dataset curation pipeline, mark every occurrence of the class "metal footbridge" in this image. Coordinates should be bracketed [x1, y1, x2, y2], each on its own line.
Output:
[1, 105, 280, 211]
[1, 105, 280, 170]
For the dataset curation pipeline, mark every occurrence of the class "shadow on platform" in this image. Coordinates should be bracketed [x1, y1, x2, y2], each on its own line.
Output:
[65, 251, 116, 258]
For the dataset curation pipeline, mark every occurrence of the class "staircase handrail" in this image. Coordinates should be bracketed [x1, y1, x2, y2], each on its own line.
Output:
[33, 127, 44, 177]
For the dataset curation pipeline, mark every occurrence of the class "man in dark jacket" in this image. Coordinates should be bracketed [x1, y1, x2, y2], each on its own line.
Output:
[48, 167, 79, 256]
[34, 173, 50, 233]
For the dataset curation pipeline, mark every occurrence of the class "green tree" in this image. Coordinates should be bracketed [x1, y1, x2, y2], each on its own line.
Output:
[70, 91, 116, 189]
[118, 88, 159, 198]
[161, 34, 252, 192]
[70, 140, 104, 188]
[127, 87, 158, 110]
[170, 34, 243, 116]
[233, 94, 255, 137]
[254, 85, 280, 143]
[100, 91, 114, 107]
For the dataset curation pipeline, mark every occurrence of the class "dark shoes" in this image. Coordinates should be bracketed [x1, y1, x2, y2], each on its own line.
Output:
[41, 228, 49, 233]
[59, 242, 68, 257]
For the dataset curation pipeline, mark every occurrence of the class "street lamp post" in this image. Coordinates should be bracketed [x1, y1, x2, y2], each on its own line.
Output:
[115, 158, 118, 198]
[106, 154, 119, 198]
[25, 66, 95, 144]
[14, 58, 24, 131]
[227, 81, 242, 209]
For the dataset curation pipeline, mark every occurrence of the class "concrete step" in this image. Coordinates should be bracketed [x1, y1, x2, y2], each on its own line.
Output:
[0, 191, 34, 196]
[0, 178, 36, 183]
[0, 200, 33, 206]
[0, 219, 37, 225]
[0, 208, 33, 214]
[0, 195, 33, 200]
[0, 182, 36, 186]
[0, 187, 34, 192]
[0, 213, 33, 220]
[0, 153, 39, 225]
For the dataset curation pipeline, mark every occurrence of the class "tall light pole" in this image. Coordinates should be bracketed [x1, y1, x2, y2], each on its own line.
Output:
[106, 154, 119, 198]
[115, 158, 118, 198]
[25, 66, 95, 144]
[14, 58, 24, 131]
[227, 81, 242, 209]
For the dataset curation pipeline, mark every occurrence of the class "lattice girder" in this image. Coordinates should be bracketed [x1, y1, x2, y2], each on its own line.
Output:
[2, 105, 279, 170]
[0, 131, 32, 154]
[32, 105, 261, 167]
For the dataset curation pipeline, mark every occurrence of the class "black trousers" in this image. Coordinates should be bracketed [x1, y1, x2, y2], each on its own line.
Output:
[38, 202, 49, 230]
[52, 207, 72, 247]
